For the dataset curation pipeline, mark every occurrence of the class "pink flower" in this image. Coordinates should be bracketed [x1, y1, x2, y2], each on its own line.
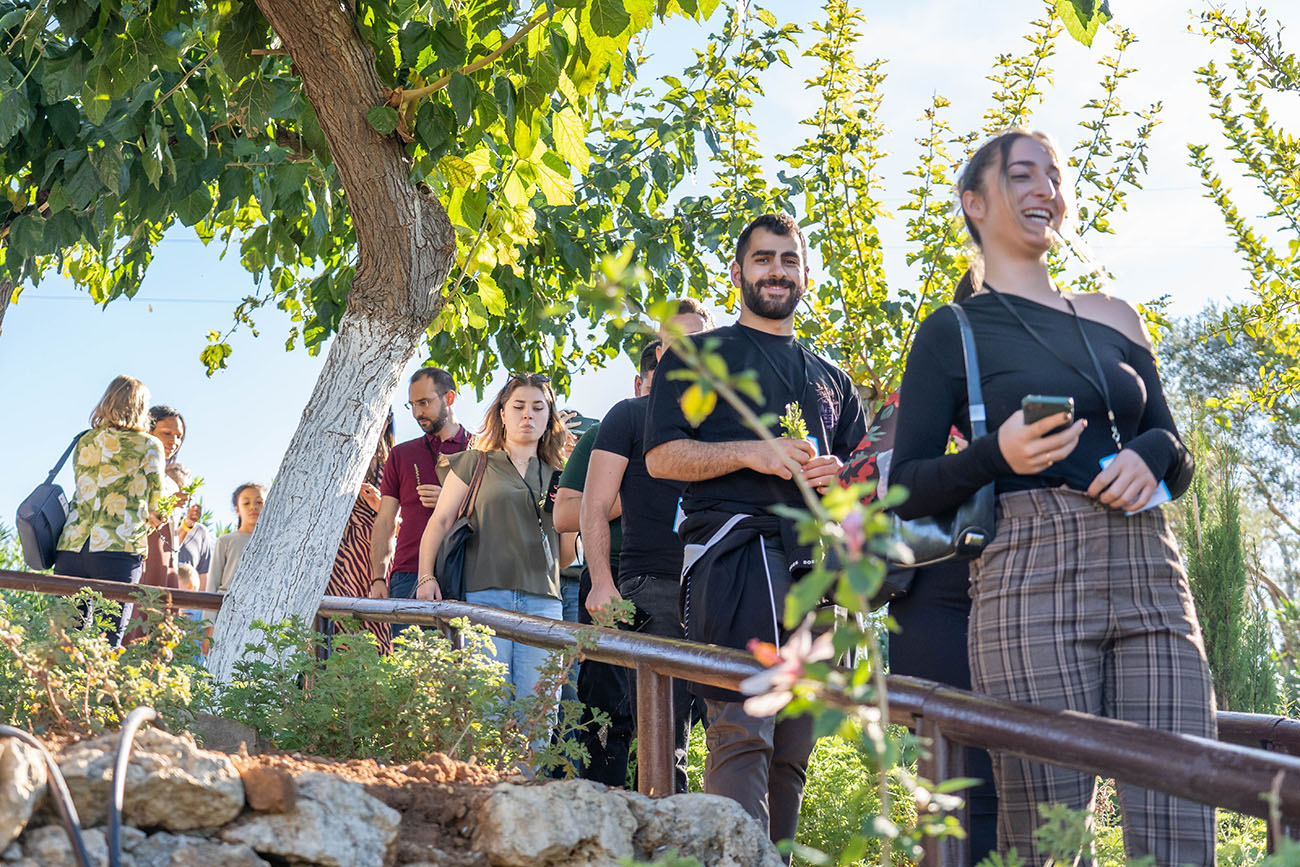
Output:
[841, 508, 866, 560]
[740, 626, 836, 717]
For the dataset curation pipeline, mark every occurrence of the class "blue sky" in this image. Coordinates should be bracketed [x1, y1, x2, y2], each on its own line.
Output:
[2, 0, 1293, 528]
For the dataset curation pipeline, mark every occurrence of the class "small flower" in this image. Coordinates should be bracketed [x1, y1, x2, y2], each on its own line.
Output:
[740, 625, 836, 717]
[841, 508, 866, 560]
[98, 431, 121, 458]
[102, 492, 128, 517]
[89, 526, 111, 552]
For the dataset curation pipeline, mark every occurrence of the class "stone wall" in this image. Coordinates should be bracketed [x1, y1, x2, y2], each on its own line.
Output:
[0, 727, 782, 867]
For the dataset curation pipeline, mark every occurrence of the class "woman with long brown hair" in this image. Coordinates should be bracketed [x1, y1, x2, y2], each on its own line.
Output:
[416, 373, 575, 702]
[889, 129, 1212, 864]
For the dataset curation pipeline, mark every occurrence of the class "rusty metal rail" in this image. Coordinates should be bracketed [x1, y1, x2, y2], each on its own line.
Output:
[4, 569, 1300, 863]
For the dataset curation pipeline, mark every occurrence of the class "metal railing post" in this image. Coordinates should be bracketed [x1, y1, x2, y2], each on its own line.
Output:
[636, 663, 675, 797]
[916, 717, 969, 866]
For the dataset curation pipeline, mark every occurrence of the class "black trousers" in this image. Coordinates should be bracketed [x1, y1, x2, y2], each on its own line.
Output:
[888, 559, 998, 866]
[575, 566, 636, 787]
[54, 540, 144, 647]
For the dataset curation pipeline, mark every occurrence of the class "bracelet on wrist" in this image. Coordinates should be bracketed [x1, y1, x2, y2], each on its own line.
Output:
[370, 577, 387, 586]
[416, 574, 437, 588]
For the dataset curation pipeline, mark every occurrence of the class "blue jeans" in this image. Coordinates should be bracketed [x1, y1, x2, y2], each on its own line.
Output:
[464, 588, 564, 705]
[388, 571, 419, 640]
[559, 571, 581, 702]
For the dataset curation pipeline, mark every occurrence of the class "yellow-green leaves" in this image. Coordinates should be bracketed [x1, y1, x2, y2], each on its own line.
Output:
[680, 383, 717, 427]
[1056, 0, 1112, 48]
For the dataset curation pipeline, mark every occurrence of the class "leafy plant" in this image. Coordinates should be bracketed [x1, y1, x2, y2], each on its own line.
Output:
[781, 402, 810, 441]
[216, 615, 600, 771]
[0, 588, 209, 735]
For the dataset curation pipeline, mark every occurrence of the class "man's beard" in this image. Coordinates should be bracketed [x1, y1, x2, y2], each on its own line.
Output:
[416, 403, 450, 434]
[741, 274, 804, 320]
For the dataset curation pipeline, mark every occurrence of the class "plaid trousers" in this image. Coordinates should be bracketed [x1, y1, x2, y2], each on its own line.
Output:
[969, 488, 1216, 867]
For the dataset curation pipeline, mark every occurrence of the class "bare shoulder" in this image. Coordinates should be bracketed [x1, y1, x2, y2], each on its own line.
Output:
[1066, 291, 1152, 352]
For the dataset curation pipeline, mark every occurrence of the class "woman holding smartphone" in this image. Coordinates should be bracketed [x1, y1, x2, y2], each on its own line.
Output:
[889, 129, 1210, 865]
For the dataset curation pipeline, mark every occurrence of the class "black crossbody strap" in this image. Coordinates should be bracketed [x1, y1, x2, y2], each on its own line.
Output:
[985, 287, 1123, 450]
[47, 430, 91, 485]
[947, 305, 987, 438]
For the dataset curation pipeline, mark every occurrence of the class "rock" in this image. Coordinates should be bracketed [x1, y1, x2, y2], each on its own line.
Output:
[20, 825, 108, 867]
[614, 790, 784, 867]
[58, 728, 244, 830]
[0, 739, 47, 848]
[239, 765, 295, 813]
[168, 841, 268, 866]
[2, 840, 21, 860]
[220, 771, 400, 867]
[131, 832, 197, 867]
[185, 714, 268, 756]
[119, 825, 148, 852]
[473, 779, 636, 866]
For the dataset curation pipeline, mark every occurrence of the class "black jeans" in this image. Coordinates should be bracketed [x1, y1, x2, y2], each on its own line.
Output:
[54, 541, 144, 647]
[617, 572, 703, 794]
[575, 566, 636, 787]
[888, 559, 998, 866]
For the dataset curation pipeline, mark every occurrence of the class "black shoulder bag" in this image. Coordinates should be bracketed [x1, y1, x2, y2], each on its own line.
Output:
[433, 450, 490, 601]
[873, 305, 996, 607]
[16, 430, 90, 570]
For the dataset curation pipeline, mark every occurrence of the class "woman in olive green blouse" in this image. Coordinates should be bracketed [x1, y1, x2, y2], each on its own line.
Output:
[417, 373, 576, 704]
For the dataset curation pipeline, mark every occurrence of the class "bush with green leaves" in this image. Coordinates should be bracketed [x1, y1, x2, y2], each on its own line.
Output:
[215, 616, 596, 771]
[0, 587, 209, 735]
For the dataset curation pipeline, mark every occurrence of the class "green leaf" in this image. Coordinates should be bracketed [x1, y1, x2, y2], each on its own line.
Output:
[448, 73, 475, 126]
[8, 213, 44, 253]
[534, 150, 573, 205]
[1056, 0, 1112, 47]
[366, 105, 400, 135]
[588, 0, 631, 38]
[46, 101, 80, 146]
[176, 185, 213, 226]
[0, 59, 32, 147]
[89, 143, 125, 193]
[218, 0, 270, 82]
[680, 383, 716, 427]
[551, 106, 589, 170]
[439, 154, 476, 189]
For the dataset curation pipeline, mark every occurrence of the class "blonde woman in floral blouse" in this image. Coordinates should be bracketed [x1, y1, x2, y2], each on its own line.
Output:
[55, 375, 165, 645]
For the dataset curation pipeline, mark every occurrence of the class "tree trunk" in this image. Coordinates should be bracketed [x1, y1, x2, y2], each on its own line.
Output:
[0, 279, 11, 340]
[206, 0, 456, 682]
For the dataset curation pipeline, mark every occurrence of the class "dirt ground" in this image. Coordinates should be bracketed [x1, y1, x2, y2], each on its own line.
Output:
[231, 750, 513, 865]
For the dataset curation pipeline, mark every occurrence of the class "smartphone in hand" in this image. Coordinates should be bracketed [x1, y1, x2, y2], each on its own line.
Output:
[1022, 395, 1075, 428]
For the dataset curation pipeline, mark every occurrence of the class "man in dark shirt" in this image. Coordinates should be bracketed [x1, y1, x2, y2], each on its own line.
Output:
[581, 306, 713, 794]
[644, 213, 867, 853]
[368, 367, 469, 636]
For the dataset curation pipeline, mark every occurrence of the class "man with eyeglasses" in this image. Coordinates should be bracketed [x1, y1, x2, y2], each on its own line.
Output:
[368, 367, 469, 636]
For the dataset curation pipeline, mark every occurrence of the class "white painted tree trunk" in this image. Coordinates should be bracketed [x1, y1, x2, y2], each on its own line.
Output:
[0, 279, 11, 340]
[206, 311, 421, 682]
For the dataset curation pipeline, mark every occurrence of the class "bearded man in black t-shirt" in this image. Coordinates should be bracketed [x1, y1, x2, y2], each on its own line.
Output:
[644, 213, 867, 855]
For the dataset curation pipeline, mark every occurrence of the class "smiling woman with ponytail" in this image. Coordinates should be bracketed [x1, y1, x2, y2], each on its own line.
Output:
[888, 129, 1212, 865]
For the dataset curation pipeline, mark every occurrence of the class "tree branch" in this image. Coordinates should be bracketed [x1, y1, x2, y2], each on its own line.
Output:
[1243, 464, 1300, 537]
[389, 8, 555, 106]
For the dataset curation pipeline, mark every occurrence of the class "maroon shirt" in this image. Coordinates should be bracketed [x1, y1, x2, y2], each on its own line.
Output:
[380, 426, 470, 575]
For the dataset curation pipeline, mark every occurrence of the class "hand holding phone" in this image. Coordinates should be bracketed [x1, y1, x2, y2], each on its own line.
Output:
[1022, 395, 1075, 427]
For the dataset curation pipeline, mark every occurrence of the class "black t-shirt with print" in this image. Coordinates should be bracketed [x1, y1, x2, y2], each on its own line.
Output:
[644, 323, 868, 517]
[594, 395, 686, 581]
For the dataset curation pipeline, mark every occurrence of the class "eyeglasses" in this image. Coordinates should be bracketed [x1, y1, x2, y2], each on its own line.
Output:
[508, 372, 551, 385]
[404, 398, 438, 411]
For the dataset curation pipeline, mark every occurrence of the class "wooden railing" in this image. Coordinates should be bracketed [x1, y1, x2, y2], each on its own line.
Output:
[3, 569, 1298, 865]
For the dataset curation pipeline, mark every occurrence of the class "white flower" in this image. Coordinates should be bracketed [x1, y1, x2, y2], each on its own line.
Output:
[127, 475, 146, 498]
[89, 526, 112, 552]
[142, 446, 163, 475]
[77, 443, 102, 466]
[102, 492, 128, 517]
[97, 464, 123, 488]
[740, 625, 836, 718]
[75, 473, 98, 503]
[98, 431, 121, 458]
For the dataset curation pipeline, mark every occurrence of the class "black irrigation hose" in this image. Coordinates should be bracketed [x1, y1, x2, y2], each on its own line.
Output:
[108, 706, 158, 867]
[0, 726, 92, 867]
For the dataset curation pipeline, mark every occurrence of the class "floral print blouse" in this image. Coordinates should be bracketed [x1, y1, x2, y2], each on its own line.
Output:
[58, 427, 165, 556]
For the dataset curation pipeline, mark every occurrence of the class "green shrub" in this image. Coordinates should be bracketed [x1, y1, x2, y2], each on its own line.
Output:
[215, 616, 596, 771]
[0, 588, 210, 735]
